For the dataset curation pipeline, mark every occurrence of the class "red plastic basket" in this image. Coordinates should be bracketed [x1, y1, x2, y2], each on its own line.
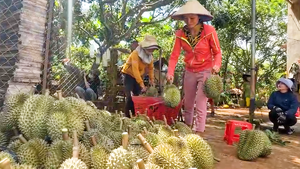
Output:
[132, 96, 183, 125]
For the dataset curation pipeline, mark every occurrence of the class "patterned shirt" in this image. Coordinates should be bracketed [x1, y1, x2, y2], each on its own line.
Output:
[183, 24, 203, 48]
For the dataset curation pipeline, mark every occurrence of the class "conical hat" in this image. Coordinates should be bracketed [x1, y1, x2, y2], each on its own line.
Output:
[171, 0, 213, 22]
[139, 35, 161, 49]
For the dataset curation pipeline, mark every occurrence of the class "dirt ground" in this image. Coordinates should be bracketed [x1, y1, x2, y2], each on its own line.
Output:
[202, 108, 300, 169]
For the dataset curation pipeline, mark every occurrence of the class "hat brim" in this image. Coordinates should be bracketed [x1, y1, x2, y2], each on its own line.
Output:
[276, 79, 292, 91]
[143, 45, 161, 50]
[171, 14, 213, 22]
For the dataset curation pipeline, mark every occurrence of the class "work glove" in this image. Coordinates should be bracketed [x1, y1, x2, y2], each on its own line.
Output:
[277, 112, 287, 125]
[272, 106, 283, 113]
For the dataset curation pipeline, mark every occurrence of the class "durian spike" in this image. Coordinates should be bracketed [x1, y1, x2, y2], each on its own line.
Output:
[73, 130, 79, 147]
[137, 134, 153, 153]
[115, 110, 118, 114]
[62, 128, 69, 140]
[129, 110, 133, 118]
[171, 117, 175, 125]
[18, 134, 27, 143]
[85, 121, 91, 131]
[90, 135, 97, 146]
[0, 158, 12, 169]
[136, 159, 145, 169]
[163, 115, 168, 126]
[56, 90, 63, 100]
[72, 146, 80, 159]
[173, 129, 179, 137]
[128, 125, 132, 137]
[45, 89, 50, 96]
[122, 132, 129, 149]
[12, 127, 18, 136]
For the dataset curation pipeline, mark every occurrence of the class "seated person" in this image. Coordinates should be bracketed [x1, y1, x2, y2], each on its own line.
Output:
[267, 77, 298, 135]
[75, 69, 101, 101]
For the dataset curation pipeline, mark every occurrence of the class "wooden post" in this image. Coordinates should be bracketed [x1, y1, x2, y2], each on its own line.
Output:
[42, 0, 55, 94]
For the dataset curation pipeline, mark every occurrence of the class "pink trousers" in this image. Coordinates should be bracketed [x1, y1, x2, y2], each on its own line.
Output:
[183, 69, 211, 132]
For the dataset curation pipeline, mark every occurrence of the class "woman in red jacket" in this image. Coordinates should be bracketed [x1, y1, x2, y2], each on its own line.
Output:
[166, 0, 222, 135]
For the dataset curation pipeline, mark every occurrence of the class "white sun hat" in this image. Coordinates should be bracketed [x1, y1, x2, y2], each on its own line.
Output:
[171, 0, 213, 22]
[139, 35, 161, 49]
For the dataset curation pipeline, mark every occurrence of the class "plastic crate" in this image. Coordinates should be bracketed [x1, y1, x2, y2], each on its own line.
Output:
[132, 96, 183, 125]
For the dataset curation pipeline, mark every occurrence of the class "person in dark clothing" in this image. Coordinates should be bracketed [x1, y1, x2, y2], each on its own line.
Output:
[75, 69, 101, 101]
[267, 77, 298, 135]
[62, 58, 101, 101]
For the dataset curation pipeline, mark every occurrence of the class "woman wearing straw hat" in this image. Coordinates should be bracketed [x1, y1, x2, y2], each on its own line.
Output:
[166, 0, 222, 135]
[122, 35, 161, 118]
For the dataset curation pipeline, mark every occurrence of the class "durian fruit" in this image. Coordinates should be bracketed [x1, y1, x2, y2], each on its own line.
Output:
[12, 164, 36, 169]
[86, 101, 98, 109]
[47, 91, 85, 141]
[0, 158, 33, 169]
[60, 158, 88, 169]
[18, 90, 55, 139]
[7, 139, 22, 153]
[237, 130, 272, 161]
[81, 126, 115, 152]
[59, 145, 88, 169]
[65, 97, 98, 121]
[145, 87, 158, 97]
[144, 132, 161, 148]
[106, 132, 138, 169]
[172, 122, 193, 136]
[90, 136, 109, 169]
[16, 137, 48, 168]
[203, 75, 223, 100]
[157, 126, 173, 141]
[185, 134, 214, 169]
[59, 158, 88, 169]
[148, 143, 184, 169]
[0, 131, 8, 147]
[128, 144, 150, 163]
[45, 129, 72, 169]
[0, 152, 15, 164]
[165, 136, 192, 168]
[106, 147, 138, 169]
[1, 92, 30, 130]
[163, 84, 181, 108]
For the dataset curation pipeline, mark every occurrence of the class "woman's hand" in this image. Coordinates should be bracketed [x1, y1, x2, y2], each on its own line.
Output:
[141, 86, 147, 93]
[212, 65, 220, 74]
[150, 81, 155, 87]
[166, 74, 174, 84]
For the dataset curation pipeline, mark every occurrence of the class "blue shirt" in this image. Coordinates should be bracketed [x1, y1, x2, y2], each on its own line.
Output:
[267, 91, 299, 118]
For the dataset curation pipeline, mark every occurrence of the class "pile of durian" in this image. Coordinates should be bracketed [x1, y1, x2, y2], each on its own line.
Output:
[0, 90, 215, 169]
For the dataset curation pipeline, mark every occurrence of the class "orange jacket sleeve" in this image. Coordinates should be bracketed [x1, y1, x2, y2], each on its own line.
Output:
[131, 52, 145, 88]
[209, 28, 222, 68]
[167, 31, 182, 77]
[148, 60, 154, 83]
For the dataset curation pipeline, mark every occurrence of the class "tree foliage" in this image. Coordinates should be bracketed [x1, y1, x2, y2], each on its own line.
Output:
[49, 0, 289, 102]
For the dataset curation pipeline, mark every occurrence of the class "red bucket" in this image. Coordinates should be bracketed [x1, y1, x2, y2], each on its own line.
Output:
[132, 96, 183, 125]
